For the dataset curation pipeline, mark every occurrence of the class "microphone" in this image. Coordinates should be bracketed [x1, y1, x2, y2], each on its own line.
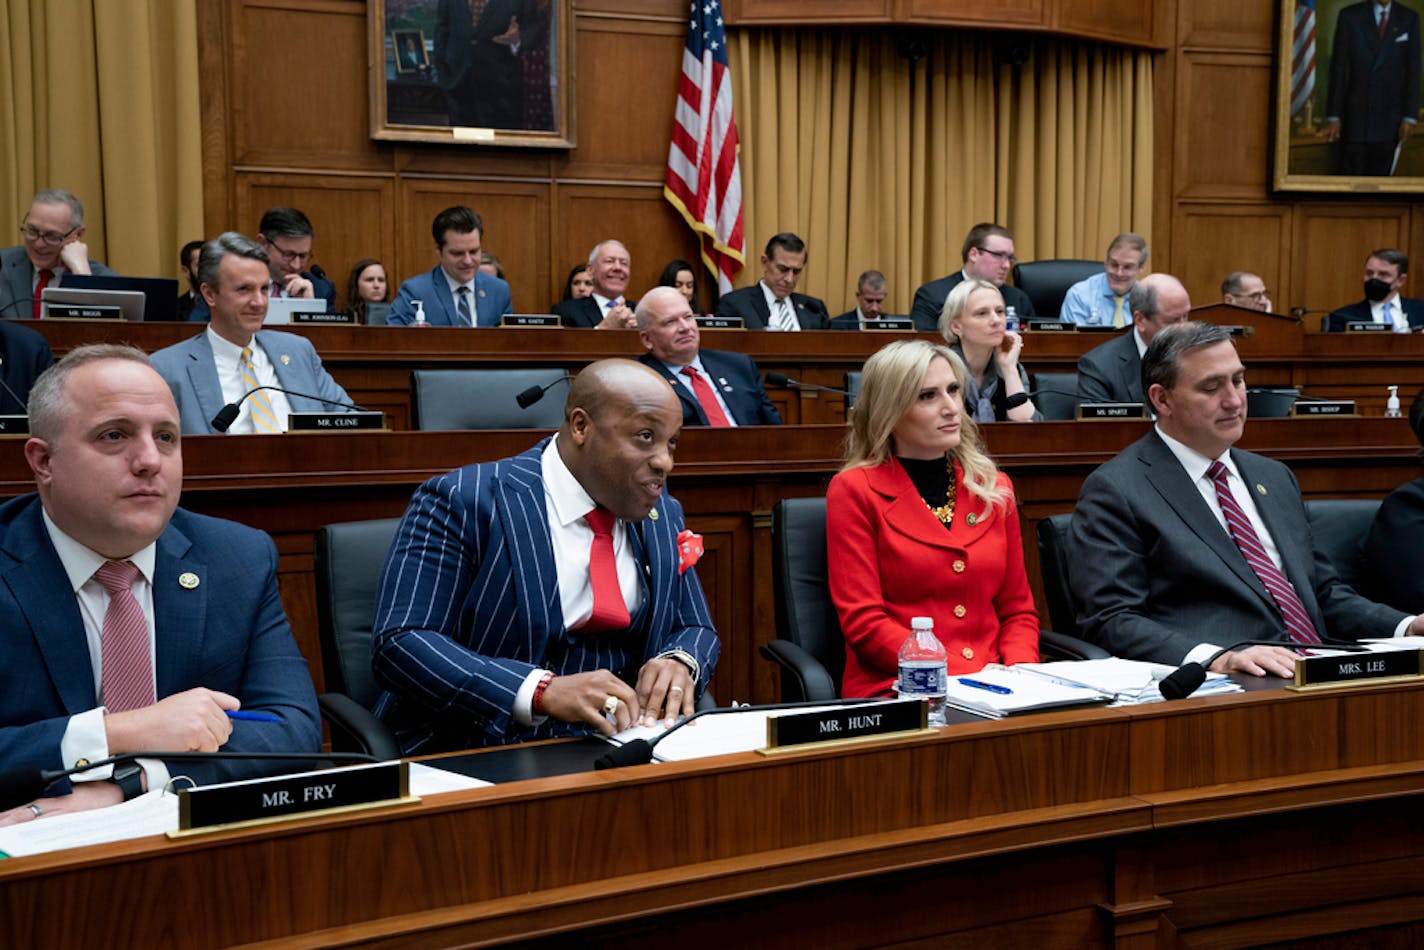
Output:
[594, 698, 890, 769]
[1288, 307, 1352, 327]
[211, 385, 366, 432]
[1158, 638, 1371, 700]
[515, 374, 572, 409]
[764, 372, 852, 397]
[0, 295, 42, 319]
[309, 264, 327, 282]
[0, 749, 380, 812]
[0, 357, 30, 415]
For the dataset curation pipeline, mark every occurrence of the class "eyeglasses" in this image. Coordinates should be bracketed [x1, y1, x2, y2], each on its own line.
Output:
[1240, 289, 1270, 301]
[976, 247, 1017, 265]
[265, 241, 313, 264]
[20, 224, 78, 246]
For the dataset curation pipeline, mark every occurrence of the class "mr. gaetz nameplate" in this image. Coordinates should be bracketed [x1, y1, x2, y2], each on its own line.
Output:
[502, 313, 561, 328]
[174, 761, 412, 834]
[765, 699, 926, 751]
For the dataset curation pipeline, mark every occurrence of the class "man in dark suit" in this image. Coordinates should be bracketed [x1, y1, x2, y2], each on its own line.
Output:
[371, 359, 720, 753]
[0, 343, 319, 824]
[553, 239, 637, 329]
[434, 0, 533, 130]
[388, 206, 513, 326]
[830, 269, 890, 330]
[910, 222, 1036, 332]
[1068, 322, 1420, 677]
[1076, 273, 1191, 404]
[1326, 248, 1424, 332]
[1323, 0, 1422, 175]
[635, 287, 781, 426]
[714, 233, 829, 330]
[175, 240, 203, 322]
[0, 320, 53, 414]
[0, 189, 116, 320]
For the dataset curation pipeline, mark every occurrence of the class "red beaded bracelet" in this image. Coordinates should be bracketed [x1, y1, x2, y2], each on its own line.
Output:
[532, 671, 555, 715]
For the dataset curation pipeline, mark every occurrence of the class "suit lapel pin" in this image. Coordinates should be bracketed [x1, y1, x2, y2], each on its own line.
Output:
[648, 507, 659, 522]
[478, 289, 486, 298]
[280, 354, 291, 366]
[1256, 484, 1267, 496]
[719, 377, 732, 391]
[966, 513, 978, 526]
[178, 572, 200, 590]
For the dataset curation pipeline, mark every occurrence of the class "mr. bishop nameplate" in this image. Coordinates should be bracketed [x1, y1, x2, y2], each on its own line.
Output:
[1293, 647, 1424, 689]
[1291, 400, 1355, 417]
[766, 699, 925, 750]
[288, 411, 386, 431]
[176, 761, 411, 832]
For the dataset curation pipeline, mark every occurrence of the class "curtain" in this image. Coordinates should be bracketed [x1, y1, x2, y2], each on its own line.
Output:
[729, 27, 1154, 315]
[0, 0, 203, 278]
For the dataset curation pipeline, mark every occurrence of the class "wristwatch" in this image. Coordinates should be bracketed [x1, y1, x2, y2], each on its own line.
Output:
[111, 762, 144, 801]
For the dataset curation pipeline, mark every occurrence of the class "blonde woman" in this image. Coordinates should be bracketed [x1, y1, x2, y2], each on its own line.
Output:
[940, 278, 1039, 422]
[826, 339, 1039, 697]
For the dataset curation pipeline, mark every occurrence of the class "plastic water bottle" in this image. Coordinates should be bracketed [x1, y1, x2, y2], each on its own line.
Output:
[1005, 305, 1020, 333]
[413, 300, 429, 327]
[897, 616, 948, 726]
[1386, 385, 1402, 418]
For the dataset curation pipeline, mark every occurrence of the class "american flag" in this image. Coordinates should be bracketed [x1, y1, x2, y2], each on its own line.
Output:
[664, 0, 744, 295]
[1291, 0, 1316, 117]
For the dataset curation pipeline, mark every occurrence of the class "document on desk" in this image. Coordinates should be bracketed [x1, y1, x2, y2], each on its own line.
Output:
[1016, 658, 1241, 705]
[606, 703, 887, 762]
[941, 665, 1114, 719]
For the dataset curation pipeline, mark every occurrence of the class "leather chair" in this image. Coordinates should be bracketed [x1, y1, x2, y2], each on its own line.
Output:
[313, 518, 404, 758]
[1304, 498, 1381, 594]
[763, 499, 1105, 703]
[1032, 371, 1079, 421]
[844, 371, 862, 411]
[1010, 260, 1102, 319]
[410, 368, 567, 430]
[1036, 513, 1083, 638]
[1247, 388, 1299, 418]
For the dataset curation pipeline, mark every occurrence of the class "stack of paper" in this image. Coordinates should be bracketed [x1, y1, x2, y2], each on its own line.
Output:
[941, 665, 1114, 719]
[1017, 658, 1241, 705]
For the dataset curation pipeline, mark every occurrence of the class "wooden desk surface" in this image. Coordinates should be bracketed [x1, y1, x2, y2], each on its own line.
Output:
[3, 678, 1423, 948]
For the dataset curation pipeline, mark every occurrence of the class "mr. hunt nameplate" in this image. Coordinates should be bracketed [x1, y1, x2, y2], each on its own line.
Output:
[174, 761, 412, 833]
[502, 313, 561, 328]
[1290, 400, 1355, 417]
[288, 411, 386, 431]
[1344, 321, 1391, 332]
[765, 699, 926, 751]
[696, 315, 744, 329]
[1291, 647, 1424, 690]
[291, 311, 353, 324]
[1025, 319, 1073, 332]
[0, 415, 28, 435]
[862, 316, 914, 332]
[45, 304, 122, 320]
[1078, 402, 1147, 420]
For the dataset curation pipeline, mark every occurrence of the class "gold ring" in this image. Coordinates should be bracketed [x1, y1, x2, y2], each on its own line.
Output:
[28, 804, 42, 818]
[602, 695, 619, 716]
[668, 685, 684, 695]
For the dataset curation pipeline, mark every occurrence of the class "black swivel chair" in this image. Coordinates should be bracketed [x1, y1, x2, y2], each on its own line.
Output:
[763, 499, 1106, 704]
[1032, 371, 1079, 421]
[1010, 260, 1102, 320]
[844, 371, 862, 411]
[1304, 498, 1381, 594]
[1036, 513, 1084, 639]
[313, 518, 404, 759]
[410, 368, 567, 430]
[1247, 388, 1300, 418]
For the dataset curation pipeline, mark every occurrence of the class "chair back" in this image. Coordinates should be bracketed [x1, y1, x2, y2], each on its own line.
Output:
[844, 371, 862, 410]
[410, 368, 568, 430]
[1247, 388, 1300, 418]
[771, 498, 845, 697]
[1032, 371, 1079, 421]
[1010, 260, 1102, 319]
[314, 518, 402, 708]
[1035, 513, 1081, 638]
[1304, 498, 1380, 594]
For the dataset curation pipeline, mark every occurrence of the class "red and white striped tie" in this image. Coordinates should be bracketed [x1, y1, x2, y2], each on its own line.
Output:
[94, 560, 155, 711]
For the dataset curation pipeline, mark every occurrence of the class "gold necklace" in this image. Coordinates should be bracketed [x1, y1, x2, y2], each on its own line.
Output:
[924, 457, 956, 525]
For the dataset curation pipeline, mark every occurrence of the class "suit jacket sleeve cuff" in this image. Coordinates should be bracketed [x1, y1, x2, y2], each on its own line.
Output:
[512, 667, 552, 727]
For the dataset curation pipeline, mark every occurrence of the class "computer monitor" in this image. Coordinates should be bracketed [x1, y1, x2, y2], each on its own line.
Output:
[63, 274, 180, 322]
[40, 286, 146, 321]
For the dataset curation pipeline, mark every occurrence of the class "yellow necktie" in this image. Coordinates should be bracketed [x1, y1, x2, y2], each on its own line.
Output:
[1112, 295, 1126, 329]
[240, 347, 281, 433]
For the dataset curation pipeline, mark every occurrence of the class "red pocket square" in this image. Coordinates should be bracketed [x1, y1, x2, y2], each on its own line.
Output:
[676, 529, 704, 574]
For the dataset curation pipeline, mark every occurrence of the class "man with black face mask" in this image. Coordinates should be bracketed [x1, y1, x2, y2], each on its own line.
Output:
[1326, 249, 1424, 332]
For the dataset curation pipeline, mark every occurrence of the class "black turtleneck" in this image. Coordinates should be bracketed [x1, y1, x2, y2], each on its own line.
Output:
[896, 455, 951, 509]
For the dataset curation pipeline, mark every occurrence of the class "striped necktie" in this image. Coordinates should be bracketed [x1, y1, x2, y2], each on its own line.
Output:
[93, 560, 155, 712]
[240, 347, 281, 433]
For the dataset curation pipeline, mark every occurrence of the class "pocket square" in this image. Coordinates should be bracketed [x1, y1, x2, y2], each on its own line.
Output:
[676, 529, 704, 574]
[1396, 33, 1409, 42]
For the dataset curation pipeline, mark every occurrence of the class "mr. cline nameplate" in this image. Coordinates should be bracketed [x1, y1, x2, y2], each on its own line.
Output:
[765, 699, 925, 750]
[1292, 647, 1424, 690]
[288, 411, 386, 431]
[175, 762, 411, 833]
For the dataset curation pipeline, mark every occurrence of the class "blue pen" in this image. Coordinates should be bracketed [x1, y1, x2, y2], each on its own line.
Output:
[227, 710, 283, 723]
[959, 678, 1013, 695]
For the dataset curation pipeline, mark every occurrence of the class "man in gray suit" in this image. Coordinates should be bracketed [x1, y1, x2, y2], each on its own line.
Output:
[1075, 273, 1191, 404]
[1068, 321, 1421, 676]
[0, 189, 115, 320]
[149, 233, 353, 434]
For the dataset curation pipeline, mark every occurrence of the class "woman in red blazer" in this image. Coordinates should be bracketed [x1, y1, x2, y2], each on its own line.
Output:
[827, 339, 1040, 698]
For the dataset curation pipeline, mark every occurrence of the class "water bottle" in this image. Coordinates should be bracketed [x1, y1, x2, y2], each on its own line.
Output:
[1005, 304, 1020, 333]
[897, 616, 948, 726]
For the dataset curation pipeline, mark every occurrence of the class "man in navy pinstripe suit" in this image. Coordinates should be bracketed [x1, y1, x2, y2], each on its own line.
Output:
[371, 359, 720, 753]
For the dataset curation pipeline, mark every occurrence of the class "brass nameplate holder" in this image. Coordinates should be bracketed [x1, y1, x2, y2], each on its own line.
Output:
[0, 415, 28, 435]
[1344, 321, 1391, 332]
[1078, 402, 1146, 420]
[862, 316, 913, 331]
[759, 699, 930, 756]
[291, 311, 352, 324]
[287, 411, 386, 431]
[697, 316, 744, 329]
[1288, 647, 1424, 692]
[502, 313, 561, 328]
[1290, 400, 1355, 417]
[45, 304, 122, 321]
[1026, 319, 1072, 332]
[170, 761, 413, 837]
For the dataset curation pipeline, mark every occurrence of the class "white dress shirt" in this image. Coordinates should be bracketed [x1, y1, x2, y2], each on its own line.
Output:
[441, 269, 478, 326]
[1370, 294, 1411, 333]
[207, 327, 294, 433]
[656, 354, 739, 426]
[759, 282, 800, 331]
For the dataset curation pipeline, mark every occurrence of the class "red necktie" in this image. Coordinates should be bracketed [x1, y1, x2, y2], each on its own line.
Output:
[578, 507, 630, 633]
[1207, 461, 1322, 646]
[681, 366, 732, 427]
[33, 268, 53, 319]
[94, 560, 156, 711]
[1380, 8, 1388, 38]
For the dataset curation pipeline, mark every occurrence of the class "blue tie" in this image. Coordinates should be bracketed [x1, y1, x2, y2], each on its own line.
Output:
[456, 286, 473, 326]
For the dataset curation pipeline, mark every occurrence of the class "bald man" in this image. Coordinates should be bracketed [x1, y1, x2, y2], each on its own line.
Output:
[1077, 273, 1192, 405]
[371, 359, 721, 753]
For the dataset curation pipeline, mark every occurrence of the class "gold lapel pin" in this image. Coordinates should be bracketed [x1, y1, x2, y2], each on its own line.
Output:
[280, 354, 291, 366]
[1256, 484, 1267, 496]
[649, 508, 659, 522]
[178, 572, 200, 590]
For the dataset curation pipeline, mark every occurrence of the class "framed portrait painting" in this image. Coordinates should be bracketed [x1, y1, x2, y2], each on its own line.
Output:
[370, 0, 574, 148]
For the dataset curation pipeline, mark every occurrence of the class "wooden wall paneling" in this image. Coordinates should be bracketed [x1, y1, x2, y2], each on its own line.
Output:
[1050, 0, 1160, 48]
[1172, 51, 1274, 201]
[1175, 0, 1273, 51]
[197, 0, 236, 232]
[1169, 204, 1288, 313]
[234, 173, 397, 302]
[1152, 0, 1180, 274]
[1291, 204, 1412, 314]
[728, 0, 894, 23]
[232, 1, 387, 171]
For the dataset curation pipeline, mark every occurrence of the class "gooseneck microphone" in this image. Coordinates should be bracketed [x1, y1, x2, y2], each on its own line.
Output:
[1157, 638, 1371, 700]
[515, 374, 573, 409]
[0, 749, 380, 812]
[763, 372, 852, 397]
[0, 357, 30, 414]
[210, 385, 367, 432]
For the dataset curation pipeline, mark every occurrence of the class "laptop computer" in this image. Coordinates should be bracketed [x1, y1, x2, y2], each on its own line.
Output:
[40, 286, 146, 321]
[63, 274, 180, 322]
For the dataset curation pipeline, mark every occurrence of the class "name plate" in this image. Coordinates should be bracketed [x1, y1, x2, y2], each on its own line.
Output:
[288, 411, 386, 431]
[1026, 319, 1073, 332]
[1345, 321, 1391, 332]
[292, 310, 352, 325]
[46, 304, 122, 320]
[502, 313, 561, 328]
[696, 315, 744, 330]
[862, 316, 913, 331]
[766, 699, 925, 750]
[1220, 324, 1255, 338]
[175, 762, 411, 833]
[1291, 400, 1355, 417]
[1293, 647, 1424, 689]
[1078, 402, 1146, 419]
[0, 415, 28, 435]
